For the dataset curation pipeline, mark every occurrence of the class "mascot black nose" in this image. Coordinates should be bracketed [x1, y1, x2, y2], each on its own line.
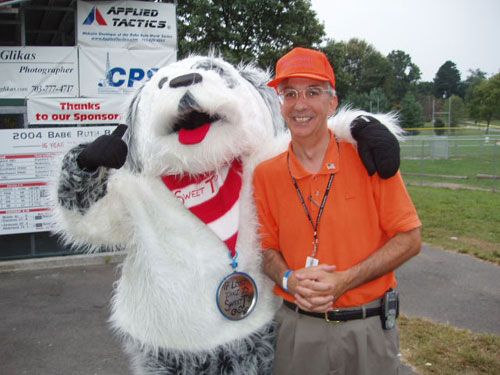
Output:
[169, 73, 203, 88]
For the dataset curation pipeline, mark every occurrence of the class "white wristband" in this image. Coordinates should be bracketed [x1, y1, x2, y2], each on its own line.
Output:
[282, 269, 293, 292]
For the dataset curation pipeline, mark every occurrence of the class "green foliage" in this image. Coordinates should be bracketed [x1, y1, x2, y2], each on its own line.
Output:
[464, 69, 487, 102]
[449, 95, 465, 126]
[399, 92, 424, 130]
[434, 118, 445, 135]
[468, 73, 500, 130]
[176, 0, 325, 69]
[323, 38, 390, 101]
[416, 81, 434, 96]
[433, 60, 461, 98]
[344, 87, 390, 112]
[384, 50, 421, 104]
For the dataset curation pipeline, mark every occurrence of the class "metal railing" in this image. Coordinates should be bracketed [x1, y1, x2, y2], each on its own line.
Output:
[400, 134, 500, 192]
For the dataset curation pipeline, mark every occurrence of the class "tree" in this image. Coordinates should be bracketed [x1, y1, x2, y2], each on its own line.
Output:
[433, 60, 461, 99]
[399, 92, 424, 131]
[468, 73, 500, 133]
[322, 38, 390, 102]
[433, 118, 445, 136]
[449, 95, 465, 126]
[415, 81, 435, 122]
[462, 69, 486, 118]
[344, 88, 390, 113]
[384, 50, 421, 104]
[176, 0, 325, 69]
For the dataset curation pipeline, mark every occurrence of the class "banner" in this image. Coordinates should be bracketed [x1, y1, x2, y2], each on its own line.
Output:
[0, 47, 78, 99]
[77, 0, 177, 49]
[0, 126, 116, 235]
[79, 46, 175, 96]
[27, 97, 127, 125]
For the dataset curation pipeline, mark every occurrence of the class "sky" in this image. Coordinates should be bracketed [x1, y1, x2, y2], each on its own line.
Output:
[309, 0, 500, 82]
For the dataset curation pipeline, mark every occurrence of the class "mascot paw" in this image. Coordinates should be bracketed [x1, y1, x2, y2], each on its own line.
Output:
[350, 115, 400, 179]
[77, 124, 128, 172]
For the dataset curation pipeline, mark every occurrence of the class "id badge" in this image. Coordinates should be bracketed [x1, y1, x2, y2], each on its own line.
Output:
[305, 256, 319, 268]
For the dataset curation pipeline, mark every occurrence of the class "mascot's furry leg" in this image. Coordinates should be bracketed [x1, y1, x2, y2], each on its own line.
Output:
[124, 323, 276, 375]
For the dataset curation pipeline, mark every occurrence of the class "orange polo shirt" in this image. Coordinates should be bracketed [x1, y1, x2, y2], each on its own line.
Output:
[253, 131, 421, 307]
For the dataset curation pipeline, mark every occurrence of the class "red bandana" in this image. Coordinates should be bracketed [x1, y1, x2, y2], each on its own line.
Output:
[161, 159, 243, 257]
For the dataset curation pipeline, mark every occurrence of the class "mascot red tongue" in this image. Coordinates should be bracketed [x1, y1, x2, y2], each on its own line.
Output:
[178, 122, 211, 145]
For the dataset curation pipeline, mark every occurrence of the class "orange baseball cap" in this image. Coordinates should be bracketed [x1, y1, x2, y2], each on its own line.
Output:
[267, 47, 336, 89]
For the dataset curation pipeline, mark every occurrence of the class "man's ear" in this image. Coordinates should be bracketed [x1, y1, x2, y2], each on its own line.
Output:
[327, 95, 338, 117]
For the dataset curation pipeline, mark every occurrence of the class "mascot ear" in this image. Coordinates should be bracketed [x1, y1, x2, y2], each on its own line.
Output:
[238, 63, 285, 136]
[124, 83, 145, 173]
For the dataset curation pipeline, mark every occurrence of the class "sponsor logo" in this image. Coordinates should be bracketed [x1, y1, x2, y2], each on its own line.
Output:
[83, 6, 107, 26]
[97, 53, 158, 94]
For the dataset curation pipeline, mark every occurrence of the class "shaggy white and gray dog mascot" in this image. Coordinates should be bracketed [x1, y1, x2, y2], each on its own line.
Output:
[53, 55, 401, 375]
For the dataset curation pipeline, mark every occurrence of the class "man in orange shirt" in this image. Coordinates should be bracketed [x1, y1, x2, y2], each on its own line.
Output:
[253, 47, 422, 374]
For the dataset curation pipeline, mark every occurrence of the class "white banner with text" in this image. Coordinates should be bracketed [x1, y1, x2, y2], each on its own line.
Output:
[79, 46, 175, 97]
[77, 0, 177, 49]
[0, 47, 78, 99]
[27, 97, 127, 125]
[0, 127, 116, 235]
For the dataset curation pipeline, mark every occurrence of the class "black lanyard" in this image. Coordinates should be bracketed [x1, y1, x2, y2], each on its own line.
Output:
[287, 153, 335, 258]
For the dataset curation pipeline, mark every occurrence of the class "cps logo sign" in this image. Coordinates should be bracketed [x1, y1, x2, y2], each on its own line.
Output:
[103, 67, 158, 88]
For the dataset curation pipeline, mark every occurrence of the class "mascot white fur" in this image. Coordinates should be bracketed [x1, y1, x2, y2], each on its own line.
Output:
[53, 54, 401, 374]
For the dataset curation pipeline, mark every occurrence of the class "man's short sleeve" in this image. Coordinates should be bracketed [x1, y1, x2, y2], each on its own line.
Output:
[253, 164, 280, 251]
[373, 172, 421, 238]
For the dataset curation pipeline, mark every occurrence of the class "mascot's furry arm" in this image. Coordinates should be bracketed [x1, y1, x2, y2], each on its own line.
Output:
[54, 125, 130, 251]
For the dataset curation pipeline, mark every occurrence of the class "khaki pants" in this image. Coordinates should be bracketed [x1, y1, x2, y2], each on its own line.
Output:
[273, 303, 401, 375]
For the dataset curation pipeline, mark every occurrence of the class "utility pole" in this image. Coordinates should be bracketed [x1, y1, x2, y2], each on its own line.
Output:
[448, 95, 452, 128]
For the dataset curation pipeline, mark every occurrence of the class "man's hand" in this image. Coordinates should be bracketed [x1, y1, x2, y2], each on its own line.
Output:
[350, 115, 400, 179]
[290, 264, 347, 313]
[77, 124, 128, 172]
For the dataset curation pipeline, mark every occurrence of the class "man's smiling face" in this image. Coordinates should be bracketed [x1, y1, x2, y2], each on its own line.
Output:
[279, 77, 337, 141]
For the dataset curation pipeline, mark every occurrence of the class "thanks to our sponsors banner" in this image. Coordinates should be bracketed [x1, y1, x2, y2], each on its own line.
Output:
[77, 0, 176, 49]
[0, 126, 116, 235]
[79, 46, 175, 97]
[27, 97, 126, 125]
[0, 47, 78, 99]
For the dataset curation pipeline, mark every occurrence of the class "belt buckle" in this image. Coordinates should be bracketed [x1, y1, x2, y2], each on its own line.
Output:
[324, 309, 341, 323]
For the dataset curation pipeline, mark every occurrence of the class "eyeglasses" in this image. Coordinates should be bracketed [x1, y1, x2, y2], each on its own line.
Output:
[277, 87, 332, 104]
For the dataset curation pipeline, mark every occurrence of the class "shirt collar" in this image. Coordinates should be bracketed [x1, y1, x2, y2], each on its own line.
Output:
[288, 130, 340, 179]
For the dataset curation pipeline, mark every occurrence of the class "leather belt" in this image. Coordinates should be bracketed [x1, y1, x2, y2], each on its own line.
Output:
[283, 300, 383, 323]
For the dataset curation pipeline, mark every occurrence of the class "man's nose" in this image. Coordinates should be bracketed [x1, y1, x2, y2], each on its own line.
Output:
[169, 73, 203, 88]
[293, 93, 308, 108]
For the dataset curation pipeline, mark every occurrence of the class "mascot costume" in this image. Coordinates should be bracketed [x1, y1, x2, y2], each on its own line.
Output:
[52, 54, 401, 375]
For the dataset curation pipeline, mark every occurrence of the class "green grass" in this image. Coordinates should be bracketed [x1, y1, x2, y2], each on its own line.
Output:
[399, 315, 500, 375]
[407, 186, 500, 263]
[400, 182, 500, 374]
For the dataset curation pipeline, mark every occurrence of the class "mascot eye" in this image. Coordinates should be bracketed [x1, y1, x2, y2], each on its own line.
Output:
[158, 77, 169, 89]
[192, 60, 237, 88]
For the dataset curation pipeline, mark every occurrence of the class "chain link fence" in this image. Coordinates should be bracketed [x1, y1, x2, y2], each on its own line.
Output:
[400, 134, 500, 192]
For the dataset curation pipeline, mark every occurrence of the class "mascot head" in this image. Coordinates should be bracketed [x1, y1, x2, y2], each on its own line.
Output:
[125, 54, 284, 176]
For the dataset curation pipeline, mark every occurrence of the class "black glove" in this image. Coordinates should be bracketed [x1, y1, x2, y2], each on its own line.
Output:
[350, 115, 400, 179]
[77, 124, 128, 172]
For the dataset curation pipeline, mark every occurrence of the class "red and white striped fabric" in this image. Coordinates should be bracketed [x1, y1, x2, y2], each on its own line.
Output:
[161, 159, 242, 257]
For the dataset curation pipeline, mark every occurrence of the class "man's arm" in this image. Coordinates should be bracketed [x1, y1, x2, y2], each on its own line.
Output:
[262, 248, 335, 309]
[294, 227, 422, 312]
